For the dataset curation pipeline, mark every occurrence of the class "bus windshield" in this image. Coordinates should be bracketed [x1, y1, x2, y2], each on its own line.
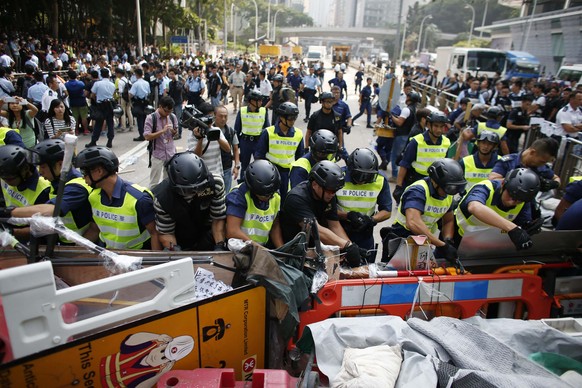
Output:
[511, 61, 540, 75]
[466, 51, 506, 73]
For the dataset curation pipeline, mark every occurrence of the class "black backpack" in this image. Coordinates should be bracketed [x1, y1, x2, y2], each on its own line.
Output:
[121, 79, 132, 102]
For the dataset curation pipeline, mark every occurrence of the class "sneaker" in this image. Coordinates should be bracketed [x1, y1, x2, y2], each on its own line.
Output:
[133, 136, 145, 141]
[85, 142, 97, 148]
[352, 122, 359, 126]
[366, 124, 374, 129]
[106, 141, 113, 148]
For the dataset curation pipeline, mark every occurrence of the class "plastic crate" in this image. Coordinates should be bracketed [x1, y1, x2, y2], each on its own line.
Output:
[157, 368, 300, 388]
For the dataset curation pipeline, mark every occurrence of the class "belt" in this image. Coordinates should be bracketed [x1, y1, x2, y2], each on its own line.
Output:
[240, 134, 260, 141]
[233, 86, 243, 88]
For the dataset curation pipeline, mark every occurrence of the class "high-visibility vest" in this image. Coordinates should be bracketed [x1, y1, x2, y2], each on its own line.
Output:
[288, 157, 313, 190]
[462, 154, 500, 189]
[0, 127, 20, 146]
[410, 133, 450, 176]
[1, 176, 51, 208]
[395, 179, 452, 234]
[265, 126, 303, 169]
[89, 183, 152, 250]
[241, 189, 281, 245]
[455, 180, 524, 236]
[49, 176, 92, 242]
[569, 176, 582, 184]
[240, 107, 266, 136]
[336, 175, 384, 216]
[477, 122, 507, 140]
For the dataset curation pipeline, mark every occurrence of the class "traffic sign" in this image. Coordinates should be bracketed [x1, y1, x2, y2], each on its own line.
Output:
[171, 35, 188, 44]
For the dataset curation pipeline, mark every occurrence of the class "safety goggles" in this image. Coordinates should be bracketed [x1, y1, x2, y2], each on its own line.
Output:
[284, 115, 298, 121]
[443, 183, 466, 196]
[352, 170, 377, 184]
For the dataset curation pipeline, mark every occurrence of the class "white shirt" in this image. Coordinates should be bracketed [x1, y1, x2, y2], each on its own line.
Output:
[41, 89, 60, 112]
[555, 103, 582, 137]
[0, 54, 14, 68]
[259, 78, 272, 95]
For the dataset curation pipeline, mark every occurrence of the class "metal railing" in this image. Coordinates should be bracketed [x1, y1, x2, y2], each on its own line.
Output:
[409, 79, 459, 112]
[554, 137, 582, 187]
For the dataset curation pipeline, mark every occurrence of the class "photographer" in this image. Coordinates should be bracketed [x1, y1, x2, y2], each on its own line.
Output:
[187, 102, 231, 177]
[129, 68, 151, 142]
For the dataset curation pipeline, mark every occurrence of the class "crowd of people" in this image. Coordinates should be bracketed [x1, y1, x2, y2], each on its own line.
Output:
[0, 32, 581, 268]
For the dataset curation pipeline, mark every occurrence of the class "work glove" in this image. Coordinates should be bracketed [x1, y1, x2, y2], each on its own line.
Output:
[441, 242, 458, 264]
[342, 242, 363, 267]
[393, 185, 404, 205]
[540, 178, 559, 192]
[508, 226, 533, 251]
[347, 211, 367, 230]
[0, 206, 14, 218]
[343, 126, 352, 135]
[523, 218, 544, 236]
[360, 215, 378, 231]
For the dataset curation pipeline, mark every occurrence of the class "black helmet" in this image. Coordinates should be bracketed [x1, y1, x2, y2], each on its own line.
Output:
[503, 168, 540, 202]
[272, 74, 284, 82]
[428, 111, 448, 124]
[476, 130, 500, 145]
[407, 91, 421, 104]
[33, 139, 65, 165]
[276, 102, 299, 118]
[247, 90, 263, 101]
[309, 160, 345, 192]
[75, 146, 119, 173]
[145, 105, 155, 115]
[347, 148, 378, 184]
[0, 145, 33, 178]
[244, 160, 281, 197]
[310, 129, 338, 158]
[427, 158, 467, 195]
[113, 105, 123, 118]
[319, 92, 334, 102]
[166, 152, 210, 196]
[486, 106, 503, 119]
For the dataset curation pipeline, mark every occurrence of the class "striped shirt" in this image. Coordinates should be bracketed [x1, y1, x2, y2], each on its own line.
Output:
[153, 173, 226, 235]
[44, 117, 76, 138]
[186, 130, 226, 176]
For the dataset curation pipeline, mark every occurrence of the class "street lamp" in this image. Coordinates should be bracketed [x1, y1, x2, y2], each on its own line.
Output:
[399, 22, 407, 62]
[465, 4, 475, 47]
[416, 15, 432, 56]
[479, 0, 489, 38]
[231, 3, 237, 49]
[135, 0, 143, 58]
[200, 19, 208, 53]
[250, 0, 258, 55]
[272, 9, 282, 42]
[267, 0, 272, 44]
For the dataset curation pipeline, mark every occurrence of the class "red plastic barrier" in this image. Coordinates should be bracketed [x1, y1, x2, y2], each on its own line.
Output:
[157, 368, 299, 388]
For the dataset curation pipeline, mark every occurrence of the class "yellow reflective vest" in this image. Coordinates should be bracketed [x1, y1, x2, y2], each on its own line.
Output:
[462, 154, 500, 189]
[265, 126, 303, 169]
[240, 107, 267, 136]
[0, 127, 20, 146]
[411, 133, 451, 176]
[49, 176, 92, 242]
[241, 189, 281, 245]
[336, 175, 384, 216]
[1, 175, 51, 208]
[477, 122, 507, 139]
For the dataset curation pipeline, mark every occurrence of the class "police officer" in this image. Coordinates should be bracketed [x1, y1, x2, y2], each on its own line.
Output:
[0, 126, 25, 147]
[306, 92, 345, 157]
[185, 66, 205, 107]
[337, 148, 392, 261]
[226, 160, 283, 247]
[394, 111, 451, 203]
[5, 139, 93, 243]
[129, 68, 152, 141]
[289, 129, 338, 189]
[459, 131, 501, 190]
[351, 77, 373, 128]
[151, 152, 227, 251]
[389, 159, 466, 262]
[0, 144, 51, 239]
[254, 102, 304, 200]
[455, 168, 540, 250]
[460, 106, 510, 156]
[280, 160, 364, 267]
[76, 146, 160, 250]
[300, 66, 322, 122]
[390, 91, 420, 180]
[265, 74, 285, 124]
[87, 68, 116, 148]
[234, 90, 270, 176]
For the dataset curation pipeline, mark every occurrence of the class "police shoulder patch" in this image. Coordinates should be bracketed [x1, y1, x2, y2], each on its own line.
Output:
[500, 155, 512, 162]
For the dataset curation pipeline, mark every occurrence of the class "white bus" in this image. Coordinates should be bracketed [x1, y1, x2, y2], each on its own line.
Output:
[441, 48, 507, 79]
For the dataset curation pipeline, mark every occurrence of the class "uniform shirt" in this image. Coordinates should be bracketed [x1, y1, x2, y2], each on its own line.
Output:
[279, 180, 339, 242]
[470, 119, 508, 142]
[41, 88, 61, 112]
[562, 180, 582, 204]
[287, 74, 302, 90]
[91, 78, 116, 103]
[555, 103, 582, 137]
[289, 153, 317, 188]
[27, 82, 49, 103]
[307, 109, 340, 135]
[509, 89, 526, 108]
[458, 152, 499, 173]
[399, 131, 446, 169]
[129, 78, 151, 100]
[458, 179, 531, 225]
[332, 100, 352, 126]
[157, 76, 170, 96]
[65, 79, 87, 107]
[491, 152, 554, 180]
[254, 123, 305, 164]
[186, 76, 205, 92]
[302, 74, 321, 90]
[456, 89, 485, 104]
[48, 169, 92, 228]
[328, 78, 347, 97]
[226, 182, 271, 217]
[556, 198, 582, 230]
[507, 107, 529, 127]
[259, 78, 273, 95]
[359, 85, 372, 103]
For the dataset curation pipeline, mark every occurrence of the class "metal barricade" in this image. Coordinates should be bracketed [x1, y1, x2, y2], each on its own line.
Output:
[410, 79, 457, 112]
[555, 137, 582, 188]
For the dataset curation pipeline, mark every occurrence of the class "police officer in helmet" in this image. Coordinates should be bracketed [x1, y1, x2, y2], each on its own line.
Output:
[289, 129, 338, 189]
[76, 146, 159, 250]
[235, 89, 270, 176]
[226, 159, 283, 247]
[455, 167, 540, 250]
[337, 148, 392, 262]
[152, 151, 227, 251]
[280, 160, 364, 267]
[459, 130, 500, 190]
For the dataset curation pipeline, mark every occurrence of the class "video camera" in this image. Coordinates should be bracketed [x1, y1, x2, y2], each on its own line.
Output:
[181, 105, 220, 141]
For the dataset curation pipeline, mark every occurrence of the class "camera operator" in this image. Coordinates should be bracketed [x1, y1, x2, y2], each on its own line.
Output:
[187, 102, 231, 178]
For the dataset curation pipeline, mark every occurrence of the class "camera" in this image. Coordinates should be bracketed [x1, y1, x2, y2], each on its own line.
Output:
[181, 105, 220, 141]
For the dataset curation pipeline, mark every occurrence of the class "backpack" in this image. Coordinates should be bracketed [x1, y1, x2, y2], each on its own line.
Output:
[121, 79, 131, 102]
[147, 112, 177, 167]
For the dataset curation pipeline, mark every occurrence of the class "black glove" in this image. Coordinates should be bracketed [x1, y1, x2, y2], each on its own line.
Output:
[361, 215, 377, 231]
[441, 242, 458, 264]
[393, 185, 404, 205]
[508, 226, 533, 251]
[523, 218, 544, 235]
[347, 211, 367, 230]
[343, 126, 352, 135]
[540, 178, 559, 192]
[0, 206, 14, 218]
[214, 241, 228, 251]
[342, 242, 363, 267]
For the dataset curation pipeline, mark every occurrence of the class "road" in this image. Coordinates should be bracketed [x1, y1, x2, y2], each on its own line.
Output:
[99, 64, 395, 259]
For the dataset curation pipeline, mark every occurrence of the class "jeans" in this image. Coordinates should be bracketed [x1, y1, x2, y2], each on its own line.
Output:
[211, 92, 222, 107]
[223, 168, 233, 194]
[390, 135, 408, 179]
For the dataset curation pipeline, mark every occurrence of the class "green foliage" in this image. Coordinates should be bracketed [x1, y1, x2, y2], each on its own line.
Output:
[160, 45, 184, 58]
[453, 38, 491, 48]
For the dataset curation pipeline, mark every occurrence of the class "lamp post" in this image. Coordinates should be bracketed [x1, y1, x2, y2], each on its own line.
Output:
[231, 3, 237, 49]
[479, 0, 489, 38]
[250, 0, 258, 55]
[272, 9, 282, 42]
[224, 0, 227, 54]
[267, 0, 271, 44]
[465, 4, 475, 47]
[200, 19, 208, 53]
[423, 24, 432, 51]
[416, 15, 432, 56]
[399, 22, 407, 62]
[135, 0, 143, 58]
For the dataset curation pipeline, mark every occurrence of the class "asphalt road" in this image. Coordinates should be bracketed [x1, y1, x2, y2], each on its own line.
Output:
[99, 64, 395, 259]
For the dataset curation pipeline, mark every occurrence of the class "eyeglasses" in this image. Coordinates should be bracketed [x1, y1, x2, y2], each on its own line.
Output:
[285, 115, 298, 121]
[162, 107, 173, 113]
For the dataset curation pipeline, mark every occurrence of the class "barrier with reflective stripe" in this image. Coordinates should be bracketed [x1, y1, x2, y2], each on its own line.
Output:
[296, 273, 552, 342]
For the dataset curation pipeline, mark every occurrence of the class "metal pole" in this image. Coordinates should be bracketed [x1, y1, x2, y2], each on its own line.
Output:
[423, 24, 430, 51]
[224, 0, 228, 54]
[399, 22, 407, 62]
[522, 0, 539, 51]
[394, 0, 404, 63]
[272, 10, 282, 42]
[465, 5, 475, 47]
[479, 0, 489, 38]
[136, 0, 143, 58]
[267, 0, 271, 43]
[416, 15, 432, 56]
[251, 0, 258, 55]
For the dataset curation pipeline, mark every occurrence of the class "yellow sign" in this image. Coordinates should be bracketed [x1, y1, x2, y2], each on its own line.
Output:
[0, 286, 266, 387]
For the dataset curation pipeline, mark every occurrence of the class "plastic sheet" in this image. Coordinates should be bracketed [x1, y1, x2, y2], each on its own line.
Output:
[311, 269, 329, 294]
[0, 230, 18, 248]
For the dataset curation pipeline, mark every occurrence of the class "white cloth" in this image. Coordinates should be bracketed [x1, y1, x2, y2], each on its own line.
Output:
[332, 345, 402, 388]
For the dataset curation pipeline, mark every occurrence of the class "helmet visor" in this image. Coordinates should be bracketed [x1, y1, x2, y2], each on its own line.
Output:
[443, 183, 466, 196]
[352, 170, 377, 184]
